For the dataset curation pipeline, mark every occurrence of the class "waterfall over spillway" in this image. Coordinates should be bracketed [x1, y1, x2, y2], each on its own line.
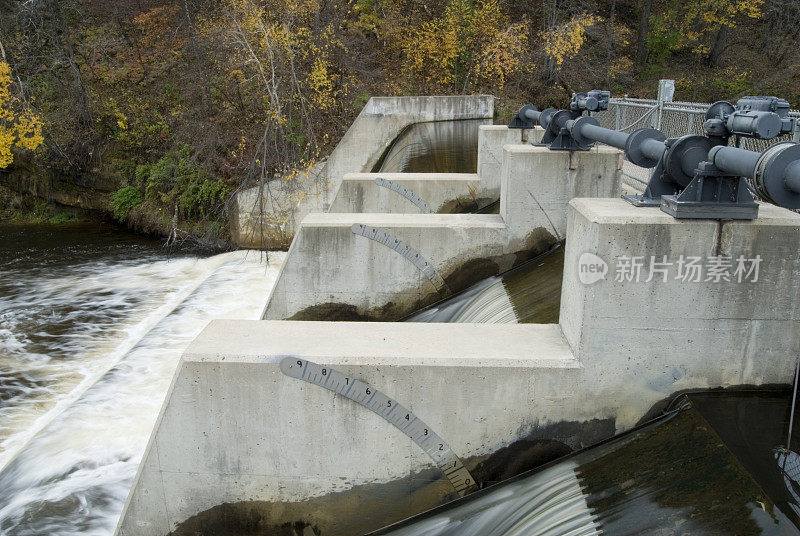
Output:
[370, 395, 800, 536]
[406, 248, 564, 325]
[374, 119, 484, 174]
[372, 461, 601, 536]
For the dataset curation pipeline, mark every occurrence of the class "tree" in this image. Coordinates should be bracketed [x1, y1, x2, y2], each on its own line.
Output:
[0, 61, 44, 168]
[400, 0, 528, 93]
[648, 0, 764, 67]
[540, 13, 598, 78]
[635, 0, 652, 72]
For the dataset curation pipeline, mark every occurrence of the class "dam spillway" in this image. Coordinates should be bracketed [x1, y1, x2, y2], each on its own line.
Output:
[405, 247, 563, 324]
[369, 391, 800, 536]
[6, 92, 799, 535]
[116, 90, 800, 536]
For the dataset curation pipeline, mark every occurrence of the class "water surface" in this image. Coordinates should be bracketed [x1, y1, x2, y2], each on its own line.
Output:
[369, 392, 800, 536]
[0, 223, 284, 535]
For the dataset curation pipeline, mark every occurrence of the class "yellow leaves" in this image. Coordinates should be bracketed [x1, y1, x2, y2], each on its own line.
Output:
[0, 62, 12, 121]
[306, 56, 337, 110]
[400, 0, 528, 90]
[692, 0, 763, 26]
[402, 16, 459, 84]
[474, 22, 528, 90]
[541, 14, 599, 68]
[0, 62, 44, 168]
[609, 57, 633, 79]
[0, 125, 14, 168]
[14, 110, 44, 151]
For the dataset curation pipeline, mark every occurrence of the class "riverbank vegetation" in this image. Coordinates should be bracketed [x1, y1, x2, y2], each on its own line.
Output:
[0, 0, 797, 245]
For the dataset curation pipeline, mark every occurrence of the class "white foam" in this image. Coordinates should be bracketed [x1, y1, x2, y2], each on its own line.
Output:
[0, 250, 285, 535]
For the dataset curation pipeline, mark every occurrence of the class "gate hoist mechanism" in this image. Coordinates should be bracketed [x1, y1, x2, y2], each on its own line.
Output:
[510, 92, 800, 219]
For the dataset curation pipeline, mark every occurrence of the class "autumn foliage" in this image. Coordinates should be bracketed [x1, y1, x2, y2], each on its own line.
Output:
[0, 0, 797, 241]
[0, 62, 43, 168]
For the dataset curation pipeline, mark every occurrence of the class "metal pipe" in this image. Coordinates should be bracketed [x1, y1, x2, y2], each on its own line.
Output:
[578, 122, 629, 149]
[523, 108, 541, 123]
[786, 161, 800, 193]
[567, 116, 667, 168]
[708, 146, 761, 178]
[640, 137, 668, 161]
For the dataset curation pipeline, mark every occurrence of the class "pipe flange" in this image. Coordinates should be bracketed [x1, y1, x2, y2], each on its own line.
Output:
[664, 135, 716, 187]
[538, 108, 558, 131]
[569, 116, 600, 149]
[548, 109, 573, 136]
[754, 142, 800, 209]
[519, 104, 538, 122]
[625, 128, 666, 168]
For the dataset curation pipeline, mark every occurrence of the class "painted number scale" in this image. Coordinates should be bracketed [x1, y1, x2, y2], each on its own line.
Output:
[279, 357, 478, 497]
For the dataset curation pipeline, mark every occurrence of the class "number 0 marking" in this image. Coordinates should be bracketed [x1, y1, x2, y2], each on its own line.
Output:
[279, 357, 477, 497]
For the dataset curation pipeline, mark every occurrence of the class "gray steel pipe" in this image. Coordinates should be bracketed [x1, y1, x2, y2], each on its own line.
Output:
[522, 107, 542, 123]
[576, 122, 629, 149]
[709, 142, 800, 208]
[708, 146, 761, 179]
[640, 137, 668, 162]
[567, 116, 667, 168]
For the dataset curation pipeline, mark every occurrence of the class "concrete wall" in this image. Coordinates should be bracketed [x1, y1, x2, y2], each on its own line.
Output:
[117, 199, 800, 536]
[560, 199, 800, 426]
[261, 146, 622, 321]
[327, 126, 545, 216]
[231, 96, 494, 248]
[116, 322, 583, 536]
[262, 213, 510, 321]
[328, 173, 483, 214]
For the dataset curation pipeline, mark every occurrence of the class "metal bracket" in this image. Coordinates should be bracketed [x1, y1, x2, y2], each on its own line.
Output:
[351, 224, 449, 292]
[375, 177, 433, 214]
[660, 164, 759, 219]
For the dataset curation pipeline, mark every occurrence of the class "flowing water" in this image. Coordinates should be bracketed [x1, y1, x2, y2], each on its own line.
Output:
[406, 248, 564, 324]
[0, 224, 284, 535]
[370, 392, 800, 536]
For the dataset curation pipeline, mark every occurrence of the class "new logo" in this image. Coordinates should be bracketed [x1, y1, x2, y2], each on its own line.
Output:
[578, 252, 608, 285]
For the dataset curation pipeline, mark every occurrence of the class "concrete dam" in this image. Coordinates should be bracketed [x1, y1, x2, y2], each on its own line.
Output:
[115, 92, 800, 536]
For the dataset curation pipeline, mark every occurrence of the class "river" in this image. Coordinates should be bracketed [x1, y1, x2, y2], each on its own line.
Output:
[0, 223, 284, 535]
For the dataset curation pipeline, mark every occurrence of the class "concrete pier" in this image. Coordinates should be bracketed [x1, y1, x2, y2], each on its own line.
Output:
[116, 197, 800, 535]
[262, 145, 621, 321]
[116, 321, 582, 536]
[327, 126, 545, 215]
[560, 199, 800, 422]
[231, 96, 494, 247]
[477, 125, 543, 195]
